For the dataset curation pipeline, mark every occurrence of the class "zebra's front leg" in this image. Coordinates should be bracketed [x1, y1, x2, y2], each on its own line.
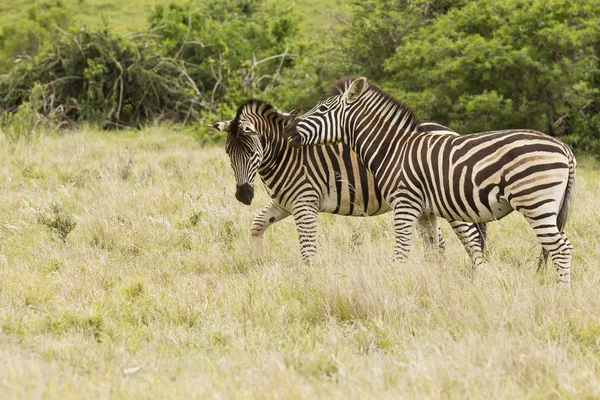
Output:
[449, 221, 485, 272]
[416, 214, 444, 262]
[250, 200, 290, 261]
[292, 200, 319, 264]
[393, 203, 422, 263]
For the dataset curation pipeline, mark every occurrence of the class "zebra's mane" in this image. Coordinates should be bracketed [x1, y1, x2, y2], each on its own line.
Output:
[327, 76, 422, 132]
[326, 76, 361, 96]
[228, 99, 277, 140]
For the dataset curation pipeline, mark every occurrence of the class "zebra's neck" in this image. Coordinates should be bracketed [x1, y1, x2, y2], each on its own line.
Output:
[347, 89, 421, 180]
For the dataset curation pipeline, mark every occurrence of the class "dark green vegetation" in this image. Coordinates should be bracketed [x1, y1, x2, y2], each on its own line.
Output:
[1, 0, 599, 153]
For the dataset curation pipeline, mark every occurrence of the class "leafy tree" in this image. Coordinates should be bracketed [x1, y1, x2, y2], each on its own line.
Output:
[340, 0, 466, 81]
[382, 0, 600, 152]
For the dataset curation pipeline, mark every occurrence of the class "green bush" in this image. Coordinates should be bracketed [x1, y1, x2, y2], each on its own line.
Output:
[265, 37, 343, 112]
[270, 0, 469, 112]
[0, 0, 598, 154]
[340, 0, 467, 81]
[282, 0, 600, 155]
[37, 201, 78, 242]
[0, 26, 203, 128]
[0, 0, 299, 137]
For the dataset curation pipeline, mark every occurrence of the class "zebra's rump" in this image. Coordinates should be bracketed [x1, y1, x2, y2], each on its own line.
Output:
[411, 129, 574, 223]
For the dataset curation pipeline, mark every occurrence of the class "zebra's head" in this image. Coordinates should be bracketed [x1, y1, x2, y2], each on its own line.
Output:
[213, 100, 300, 206]
[285, 77, 369, 148]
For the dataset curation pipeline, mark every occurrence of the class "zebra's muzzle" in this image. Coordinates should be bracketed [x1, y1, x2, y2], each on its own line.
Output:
[235, 183, 254, 205]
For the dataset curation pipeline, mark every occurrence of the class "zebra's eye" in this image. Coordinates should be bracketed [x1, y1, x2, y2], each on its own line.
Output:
[318, 104, 328, 112]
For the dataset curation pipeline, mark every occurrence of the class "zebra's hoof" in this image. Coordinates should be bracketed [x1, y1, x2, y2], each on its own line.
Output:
[558, 279, 571, 287]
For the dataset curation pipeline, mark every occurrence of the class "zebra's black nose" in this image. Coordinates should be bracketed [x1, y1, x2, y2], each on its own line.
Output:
[289, 135, 302, 148]
[235, 183, 254, 205]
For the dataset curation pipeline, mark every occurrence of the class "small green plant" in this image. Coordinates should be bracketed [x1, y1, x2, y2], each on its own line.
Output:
[124, 281, 145, 301]
[188, 210, 204, 227]
[37, 201, 78, 242]
[1, 84, 49, 143]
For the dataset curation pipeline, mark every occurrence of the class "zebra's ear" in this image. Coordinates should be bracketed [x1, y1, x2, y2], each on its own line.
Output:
[211, 120, 231, 132]
[241, 120, 259, 135]
[279, 107, 301, 121]
[289, 107, 301, 119]
[346, 77, 368, 104]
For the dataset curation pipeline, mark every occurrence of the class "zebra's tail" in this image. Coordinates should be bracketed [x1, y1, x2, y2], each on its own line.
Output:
[538, 150, 577, 270]
[557, 151, 577, 232]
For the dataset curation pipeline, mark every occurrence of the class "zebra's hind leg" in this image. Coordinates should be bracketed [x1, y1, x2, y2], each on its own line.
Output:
[291, 198, 319, 264]
[416, 214, 444, 263]
[536, 232, 573, 273]
[449, 221, 485, 272]
[250, 200, 290, 261]
[524, 215, 573, 285]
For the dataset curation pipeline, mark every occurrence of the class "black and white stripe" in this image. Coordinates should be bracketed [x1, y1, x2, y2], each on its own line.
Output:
[214, 99, 486, 263]
[285, 77, 576, 283]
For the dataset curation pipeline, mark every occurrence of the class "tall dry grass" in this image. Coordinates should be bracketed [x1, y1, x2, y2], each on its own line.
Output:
[0, 128, 599, 399]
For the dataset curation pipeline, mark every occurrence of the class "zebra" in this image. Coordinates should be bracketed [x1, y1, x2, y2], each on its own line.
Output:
[212, 99, 487, 264]
[284, 77, 576, 284]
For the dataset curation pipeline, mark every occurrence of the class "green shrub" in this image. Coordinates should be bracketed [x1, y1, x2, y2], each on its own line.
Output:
[286, 0, 600, 155]
[0, 0, 299, 135]
[0, 83, 58, 143]
[37, 201, 78, 242]
[0, 26, 203, 129]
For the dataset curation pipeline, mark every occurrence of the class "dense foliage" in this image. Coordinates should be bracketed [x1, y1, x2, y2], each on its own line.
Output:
[0, 0, 599, 154]
[383, 0, 600, 151]
[148, 0, 297, 116]
[0, 1, 72, 73]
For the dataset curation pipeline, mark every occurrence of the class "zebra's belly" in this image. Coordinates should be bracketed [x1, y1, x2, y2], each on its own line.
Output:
[483, 195, 514, 221]
[431, 189, 514, 223]
[318, 189, 391, 216]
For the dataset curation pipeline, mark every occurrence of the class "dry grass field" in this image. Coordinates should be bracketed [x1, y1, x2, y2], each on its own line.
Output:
[1, 128, 600, 399]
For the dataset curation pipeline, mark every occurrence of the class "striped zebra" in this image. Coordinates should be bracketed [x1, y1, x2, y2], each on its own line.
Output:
[212, 99, 487, 264]
[284, 77, 576, 284]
